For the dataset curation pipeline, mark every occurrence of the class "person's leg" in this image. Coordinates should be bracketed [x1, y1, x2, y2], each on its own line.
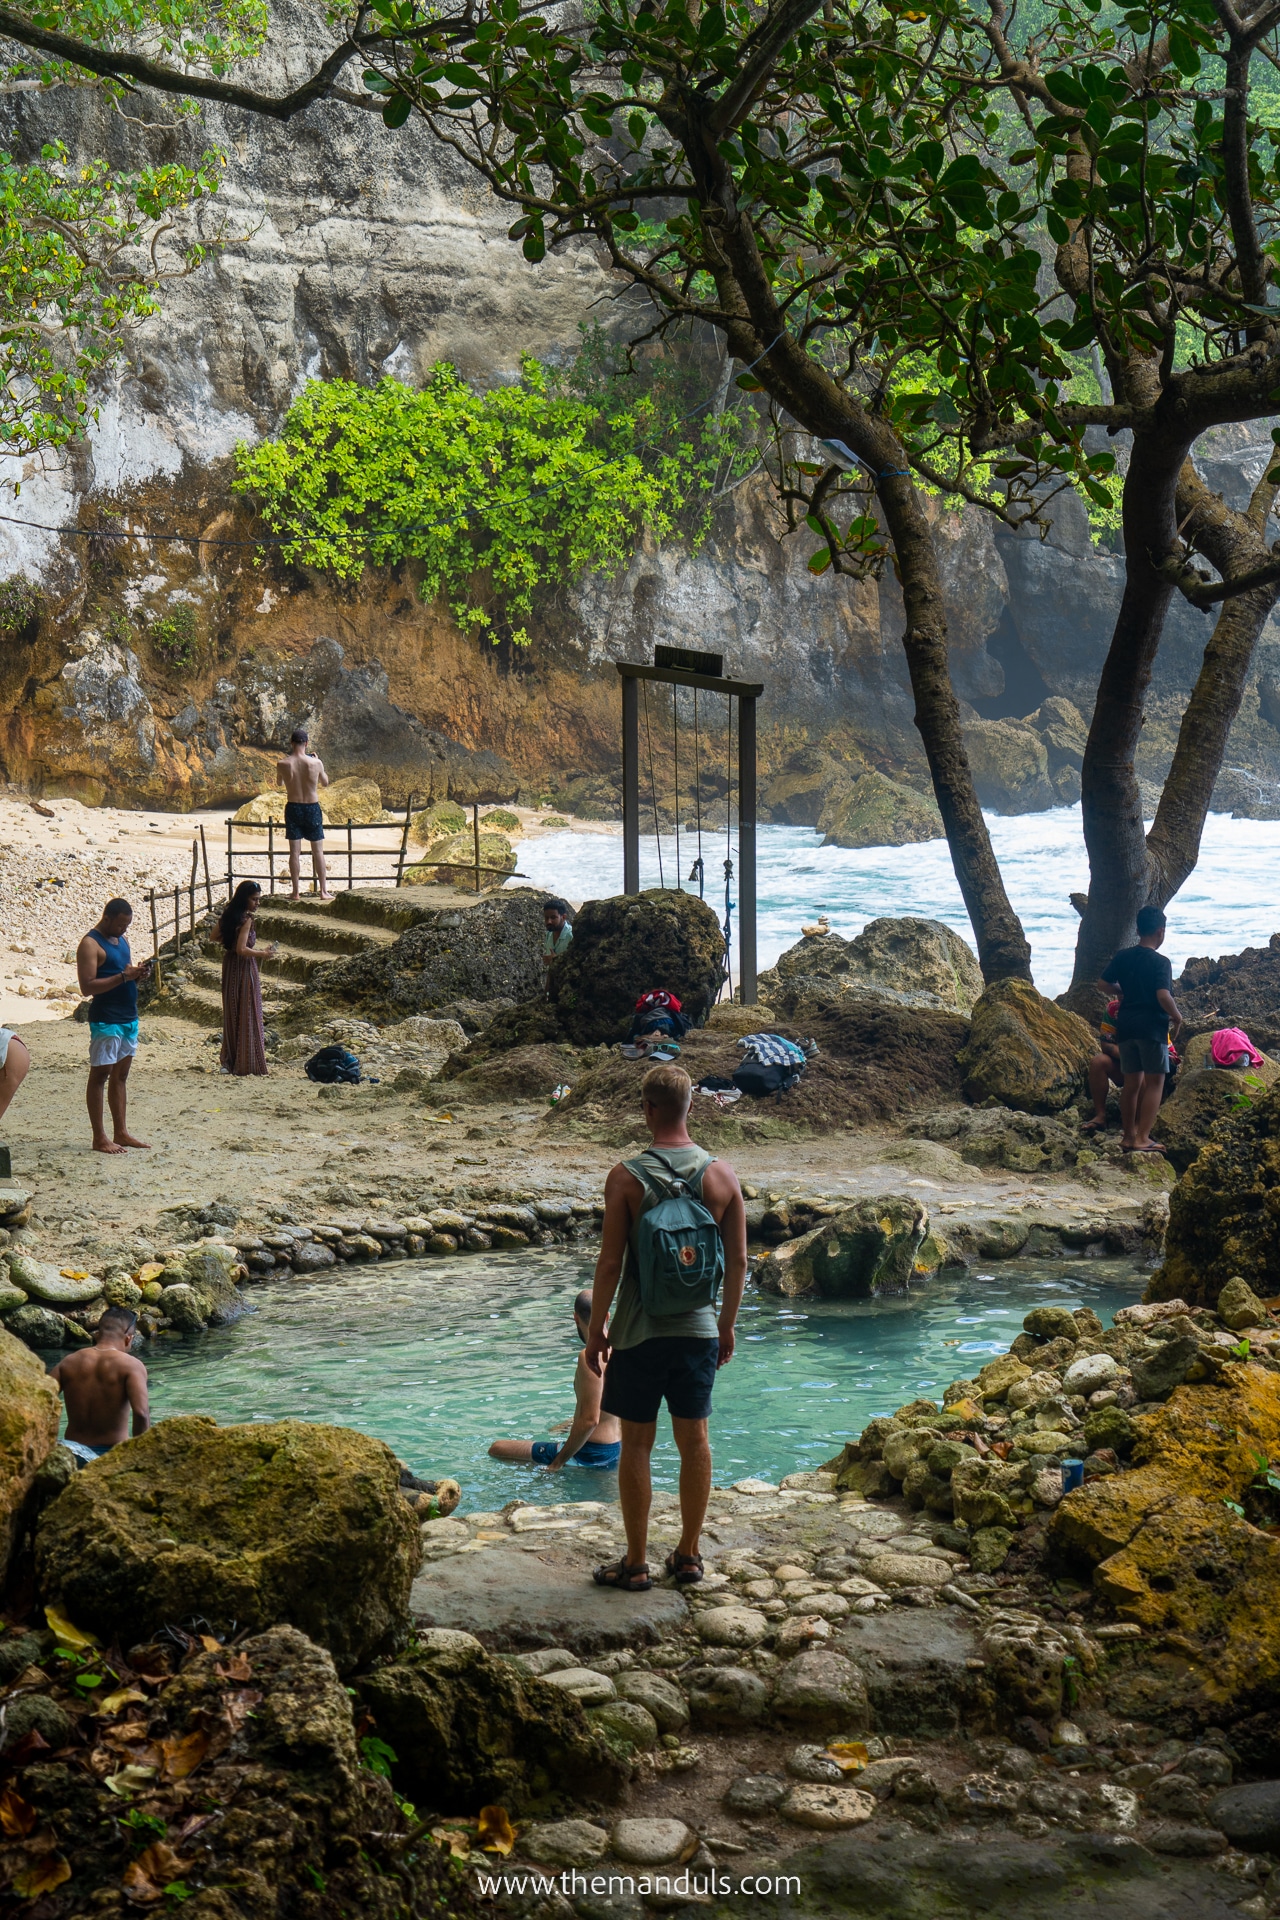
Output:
[310, 837, 331, 901]
[617, 1418, 656, 1569]
[671, 1415, 712, 1560]
[108, 1057, 149, 1149]
[1084, 1053, 1113, 1128]
[1119, 1071, 1143, 1147]
[488, 1440, 536, 1461]
[289, 836, 302, 900]
[87, 1064, 124, 1153]
[0, 1036, 30, 1123]
[1132, 1072, 1167, 1151]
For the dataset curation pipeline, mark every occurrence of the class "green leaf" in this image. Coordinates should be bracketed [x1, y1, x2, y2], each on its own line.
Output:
[382, 95, 412, 129]
[807, 548, 832, 574]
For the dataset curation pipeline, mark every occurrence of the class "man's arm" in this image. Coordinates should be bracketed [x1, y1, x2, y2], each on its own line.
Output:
[546, 1357, 606, 1470]
[1157, 986, 1183, 1038]
[314, 757, 329, 789]
[710, 1169, 747, 1369]
[584, 1163, 636, 1378]
[126, 1360, 150, 1436]
[275, 760, 287, 788]
[76, 933, 142, 998]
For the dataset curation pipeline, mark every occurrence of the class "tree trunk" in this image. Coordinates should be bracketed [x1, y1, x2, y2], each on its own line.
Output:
[1145, 460, 1280, 904]
[1069, 425, 1191, 993]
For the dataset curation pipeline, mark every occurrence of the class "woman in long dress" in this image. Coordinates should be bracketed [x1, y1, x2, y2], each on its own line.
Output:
[218, 881, 276, 1076]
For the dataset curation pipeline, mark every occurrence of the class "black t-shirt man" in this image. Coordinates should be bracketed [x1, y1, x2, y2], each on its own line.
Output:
[1103, 944, 1175, 1044]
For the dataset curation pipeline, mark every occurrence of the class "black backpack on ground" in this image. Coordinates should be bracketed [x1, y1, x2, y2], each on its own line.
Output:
[305, 1045, 361, 1085]
[732, 1059, 805, 1100]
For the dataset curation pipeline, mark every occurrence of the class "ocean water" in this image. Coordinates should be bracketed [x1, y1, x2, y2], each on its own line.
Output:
[512, 807, 1280, 997]
[141, 1249, 1147, 1509]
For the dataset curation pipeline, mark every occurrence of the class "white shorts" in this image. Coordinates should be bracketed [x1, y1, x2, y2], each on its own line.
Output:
[89, 1028, 138, 1068]
[0, 1028, 12, 1069]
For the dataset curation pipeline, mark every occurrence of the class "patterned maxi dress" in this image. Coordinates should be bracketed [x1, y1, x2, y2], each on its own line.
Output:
[220, 923, 267, 1076]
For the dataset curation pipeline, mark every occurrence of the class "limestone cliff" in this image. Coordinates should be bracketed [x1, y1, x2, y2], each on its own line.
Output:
[2, 11, 1280, 817]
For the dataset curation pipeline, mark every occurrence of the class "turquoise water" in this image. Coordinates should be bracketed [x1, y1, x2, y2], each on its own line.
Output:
[139, 1249, 1147, 1510]
[513, 810, 1280, 997]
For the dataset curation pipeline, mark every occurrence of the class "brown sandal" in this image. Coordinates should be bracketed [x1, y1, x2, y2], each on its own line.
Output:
[665, 1550, 704, 1586]
[593, 1558, 652, 1592]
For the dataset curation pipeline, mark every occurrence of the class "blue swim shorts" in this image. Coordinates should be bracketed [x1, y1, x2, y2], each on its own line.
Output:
[284, 800, 325, 843]
[530, 1438, 621, 1469]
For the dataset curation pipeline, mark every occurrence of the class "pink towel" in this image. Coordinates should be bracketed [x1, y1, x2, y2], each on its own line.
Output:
[1210, 1027, 1264, 1069]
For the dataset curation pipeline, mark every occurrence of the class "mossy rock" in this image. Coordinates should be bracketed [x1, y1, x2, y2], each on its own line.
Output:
[406, 831, 515, 890]
[409, 800, 468, 844]
[35, 1416, 421, 1671]
[481, 808, 521, 832]
[1155, 1080, 1280, 1308]
[958, 977, 1095, 1114]
[754, 1197, 928, 1299]
[0, 1325, 60, 1587]
[549, 888, 726, 1045]
[1153, 1063, 1280, 1174]
[357, 1631, 629, 1814]
[819, 770, 944, 850]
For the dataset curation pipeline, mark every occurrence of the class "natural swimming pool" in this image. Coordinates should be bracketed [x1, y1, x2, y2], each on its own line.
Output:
[137, 1249, 1149, 1510]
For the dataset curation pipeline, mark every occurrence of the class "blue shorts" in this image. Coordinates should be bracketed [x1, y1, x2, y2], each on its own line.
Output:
[284, 801, 325, 843]
[530, 1439, 621, 1469]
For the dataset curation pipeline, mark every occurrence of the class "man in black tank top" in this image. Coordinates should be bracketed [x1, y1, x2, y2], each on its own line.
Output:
[76, 899, 151, 1154]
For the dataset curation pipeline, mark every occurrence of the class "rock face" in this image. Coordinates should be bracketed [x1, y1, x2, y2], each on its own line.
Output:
[1050, 1369, 1280, 1731]
[1174, 937, 1280, 1057]
[958, 978, 1096, 1113]
[549, 889, 727, 1045]
[35, 1417, 421, 1670]
[0, 1326, 60, 1586]
[818, 771, 944, 849]
[755, 1198, 929, 1298]
[760, 917, 983, 1017]
[357, 1628, 627, 1814]
[311, 889, 549, 1023]
[962, 718, 1056, 813]
[1154, 1080, 1280, 1308]
[1153, 1058, 1280, 1173]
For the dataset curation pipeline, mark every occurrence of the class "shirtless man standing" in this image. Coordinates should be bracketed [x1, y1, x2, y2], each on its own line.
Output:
[275, 727, 332, 902]
[50, 1307, 149, 1466]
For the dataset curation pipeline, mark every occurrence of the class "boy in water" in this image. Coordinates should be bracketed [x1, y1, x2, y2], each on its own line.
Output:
[488, 1290, 621, 1471]
[49, 1307, 149, 1466]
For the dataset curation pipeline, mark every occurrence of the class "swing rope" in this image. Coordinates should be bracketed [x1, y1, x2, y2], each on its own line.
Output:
[671, 683, 681, 890]
[689, 687, 705, 897]
[642, 680, 665, 890]
[723, 693, 735, 1001]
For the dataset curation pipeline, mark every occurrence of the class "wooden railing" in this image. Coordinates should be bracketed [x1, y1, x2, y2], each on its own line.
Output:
[225, 798, 524, 899]
[141, 825, 216, 984]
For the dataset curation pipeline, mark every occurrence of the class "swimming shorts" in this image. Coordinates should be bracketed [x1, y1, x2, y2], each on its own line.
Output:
[0, 1028, 14, 1069]
[63, 1439, 114, 1467]
[601, 1336, 720, 1425]
[284, 801, 325, 843]
[1117, 1038, 1170, 1076]
[88, 1020, 138, 1068]
[530, 1438, 621, 1469]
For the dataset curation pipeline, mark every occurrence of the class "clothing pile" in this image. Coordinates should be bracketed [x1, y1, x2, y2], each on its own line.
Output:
[730, 1032, 815, 1099]
[622, 990, 690, 1061]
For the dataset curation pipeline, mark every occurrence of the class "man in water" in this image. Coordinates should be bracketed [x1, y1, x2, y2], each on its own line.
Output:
[275, 727, 332, 902]
[488, 1290, 621, 1471]
[1100, 904, 1183, 1155]
[49, 1307, 149, 1466]
[543, 899, 573, 986]
[584, 1062, 746, 1592]
[76, 898, 150, 1155]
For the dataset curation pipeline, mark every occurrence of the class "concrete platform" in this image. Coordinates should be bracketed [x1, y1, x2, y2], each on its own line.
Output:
[410, 1544, 691, 1653]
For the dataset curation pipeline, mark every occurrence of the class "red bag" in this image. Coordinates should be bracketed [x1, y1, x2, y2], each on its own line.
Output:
[635, 990, 683, 1014]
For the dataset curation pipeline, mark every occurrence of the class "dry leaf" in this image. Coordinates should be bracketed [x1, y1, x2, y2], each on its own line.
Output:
[430, 1825, 473, 1860]
[0, 1787, 37, 1837]
[44, 1606, 98, 1650]
[104, 1765, 158, 1797]
[173, 1814, 216, 1844]
[161, 1732, 208, 1781]
[12, 1852, 72, 1899]
[217, 1653, 253, 1683]
[826, 1741, 870, 1773]
[197, 1636, 221, 1655]
[105, 1722, 154, 1748]
[476, 1805, 516, 1855]
[96, 1689, 149, 1717]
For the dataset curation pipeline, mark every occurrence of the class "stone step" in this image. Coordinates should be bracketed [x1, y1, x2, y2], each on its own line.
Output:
[248, 902, 400, 958]
[196, 936, 362, 986]
[182, 954, 311, 1001]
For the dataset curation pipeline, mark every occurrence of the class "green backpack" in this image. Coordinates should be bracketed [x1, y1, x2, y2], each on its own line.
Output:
[625, 1149, 725, 1318]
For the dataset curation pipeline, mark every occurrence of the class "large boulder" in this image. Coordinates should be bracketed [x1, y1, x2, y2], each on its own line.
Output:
[311, 889, 549, 1022]
[760, 917, 982, 1017]
[1050, 1370, 1280, 1731]
[549, 889, 727, 1044]
[909, 1104, 1083, 1172]
[755, 1197, 928, 1297]
[761, 747, 852, 826]
[5, 1255, 102, 1308]
[1153, 1059, 1280, 1174]
[1153, 1080, 1280, 1308]
[961, 718, 1057, 813]
[35, 1417, 421, 1670]
[0, 1326, 60, 1586]
[405, 829, 515, 890]
[1028, 696, 1089, 804]
[818, 771, 943, 849]
[155, 1242, 247, 1327]
[357, 1629, 628, 1814]
[233, 774, 389, 828]
[958, 978, 1095, 1113]
[1174, 936, 1280, 1057]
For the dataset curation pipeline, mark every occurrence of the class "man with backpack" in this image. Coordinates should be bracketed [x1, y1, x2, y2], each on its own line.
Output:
[584, 1063, 746, 1593]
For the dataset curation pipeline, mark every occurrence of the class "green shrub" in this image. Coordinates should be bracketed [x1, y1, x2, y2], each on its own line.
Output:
[150, 604, 199, 667]
[0, 575, 40, 635]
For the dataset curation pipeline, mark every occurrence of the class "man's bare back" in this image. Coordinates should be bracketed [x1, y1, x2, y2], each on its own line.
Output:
[276, 748, 327, 805]
[51, 1337, 149, 1448]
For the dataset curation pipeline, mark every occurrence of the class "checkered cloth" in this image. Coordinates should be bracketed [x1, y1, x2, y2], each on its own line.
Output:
[737, 1032, 807, 1067]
